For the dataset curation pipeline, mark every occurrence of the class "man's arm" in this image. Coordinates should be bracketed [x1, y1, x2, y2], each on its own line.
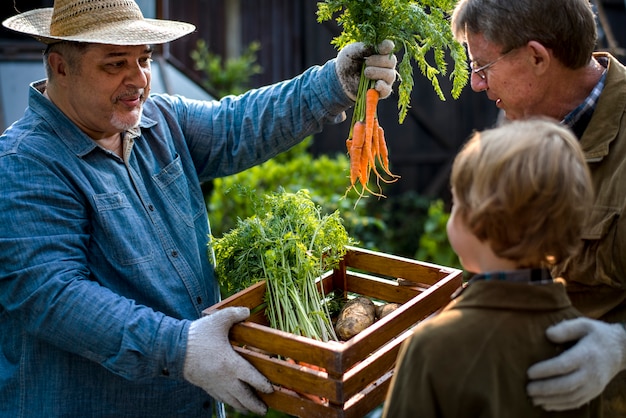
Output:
[171, 41, 397, 181]
[527, 317, 626, 410]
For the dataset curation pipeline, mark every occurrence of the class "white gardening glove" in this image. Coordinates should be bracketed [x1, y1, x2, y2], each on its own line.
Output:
[183, 307, 274, 415]
[526, 317, 626, 411]
[335, 39, 397, 101]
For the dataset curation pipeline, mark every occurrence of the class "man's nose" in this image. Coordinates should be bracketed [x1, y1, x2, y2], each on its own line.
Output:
[470, 71, 488, 92]
[125, 62, 149, 88]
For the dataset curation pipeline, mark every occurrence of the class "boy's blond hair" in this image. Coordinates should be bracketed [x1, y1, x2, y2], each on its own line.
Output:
[451, 118, 593, 268]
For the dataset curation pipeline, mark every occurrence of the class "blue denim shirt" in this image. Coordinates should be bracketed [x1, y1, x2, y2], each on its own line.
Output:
[0, 60, 351, 417]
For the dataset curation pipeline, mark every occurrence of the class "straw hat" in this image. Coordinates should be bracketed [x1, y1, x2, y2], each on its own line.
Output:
[2, 0, 196, 45]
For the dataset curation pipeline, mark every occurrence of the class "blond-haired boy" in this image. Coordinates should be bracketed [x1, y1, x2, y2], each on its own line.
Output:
[383, 119, 601, 417]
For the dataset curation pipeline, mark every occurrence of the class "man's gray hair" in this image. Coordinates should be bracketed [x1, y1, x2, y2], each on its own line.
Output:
[451, 0, 597, 69]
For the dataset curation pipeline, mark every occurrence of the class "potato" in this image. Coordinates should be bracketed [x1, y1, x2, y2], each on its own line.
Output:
[335, 297, 376, 340]
[376, 302, 401, 319]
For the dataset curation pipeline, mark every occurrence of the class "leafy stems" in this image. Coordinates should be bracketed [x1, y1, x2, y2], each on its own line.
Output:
[350, 64, 376, 137]
[211, 189, 353, 342]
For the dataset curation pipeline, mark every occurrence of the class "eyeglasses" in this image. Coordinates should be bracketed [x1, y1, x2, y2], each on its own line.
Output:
[469, 49, 515, 80]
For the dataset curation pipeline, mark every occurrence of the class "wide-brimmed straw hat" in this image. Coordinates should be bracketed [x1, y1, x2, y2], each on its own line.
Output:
[2, 0, 196, 45]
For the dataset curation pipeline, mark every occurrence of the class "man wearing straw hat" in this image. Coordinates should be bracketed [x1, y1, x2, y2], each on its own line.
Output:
[0, 1, 397, 416]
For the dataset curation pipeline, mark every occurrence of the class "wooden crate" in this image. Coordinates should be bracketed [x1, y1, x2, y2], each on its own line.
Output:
[203, 246, 463, 418]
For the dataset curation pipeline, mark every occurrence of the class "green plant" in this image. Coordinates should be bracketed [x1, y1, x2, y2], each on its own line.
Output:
[211, 189, 354, 341]
[208, 139, 384, 243]
[364, 191, 432, 257]
[191, 39, 262, 98]
[415, 199, 461, 269]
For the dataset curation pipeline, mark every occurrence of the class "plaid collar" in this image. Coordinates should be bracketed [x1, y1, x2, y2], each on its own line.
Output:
[470, 268, 553, 284]
[451, 268, 553, 299]
[561, 57, 608, 130]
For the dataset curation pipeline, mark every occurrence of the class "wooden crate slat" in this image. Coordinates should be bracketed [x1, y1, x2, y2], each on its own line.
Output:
[256, 370, 395, 418]
[259, 387, 345, 418]
[344, 245, 452, 285]
[340, 329, 411, 402]
[229, 321, 345, 375]
[342, 370, 394, 418]
[204, 280, 266, 312]
[235, 346, 344, 403]
[339, 271, 421, 304]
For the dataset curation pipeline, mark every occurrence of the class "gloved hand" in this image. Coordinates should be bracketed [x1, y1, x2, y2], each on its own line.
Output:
[183, 307, 274, 415]
[526, 317, 626, 410]
[335, 39, 397, 101]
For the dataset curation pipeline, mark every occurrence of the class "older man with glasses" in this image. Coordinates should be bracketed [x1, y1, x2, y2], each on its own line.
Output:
[452, 0, 626, 416]
[469, 47, 518, 80]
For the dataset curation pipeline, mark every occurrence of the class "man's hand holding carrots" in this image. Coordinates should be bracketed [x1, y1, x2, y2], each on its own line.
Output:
[335, 40, 397, 101]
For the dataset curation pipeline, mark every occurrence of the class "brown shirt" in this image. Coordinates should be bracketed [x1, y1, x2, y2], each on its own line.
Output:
[383, 280, 602, 418]
[553, 53, 626, 322]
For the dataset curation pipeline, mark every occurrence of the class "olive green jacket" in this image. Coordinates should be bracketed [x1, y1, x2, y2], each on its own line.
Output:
[553, 53, 626, 321]
[382, 280, 601, 418]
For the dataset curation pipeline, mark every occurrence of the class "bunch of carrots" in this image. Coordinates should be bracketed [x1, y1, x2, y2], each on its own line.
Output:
[317, 0, 470, 202]
[346, 68, 400, 200]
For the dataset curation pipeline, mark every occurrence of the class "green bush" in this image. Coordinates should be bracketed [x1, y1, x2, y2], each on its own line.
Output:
[361, 191, 432, 257]
[208, 139, 384, 243]
[415, 199, 461, 269]
[191, 39, 263, 98]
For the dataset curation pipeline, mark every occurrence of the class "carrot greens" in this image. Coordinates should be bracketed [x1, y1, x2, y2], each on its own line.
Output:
[210, 189, 354, 342]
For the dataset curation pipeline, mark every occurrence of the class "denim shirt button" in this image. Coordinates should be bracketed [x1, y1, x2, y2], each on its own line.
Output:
[161, 368, 170, 376]
[171, 250, 179, 258]
[148, 204, 155, 211]
[196, 296, 202, 305]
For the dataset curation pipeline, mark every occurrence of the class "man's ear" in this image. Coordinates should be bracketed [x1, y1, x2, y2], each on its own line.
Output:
[47, 52, 69, 81]
[526, 40, 551, 76]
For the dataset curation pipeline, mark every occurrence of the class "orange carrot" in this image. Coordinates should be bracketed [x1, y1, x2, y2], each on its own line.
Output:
[357, 88, 380, 191]
[360, 124, 372, 187]
[378, 122, 400, 183]
[372, 118, 381, 158]
[364, 88, 379, 145]
[344, 83, 399, 201]
[367, 120, 387, 188]
[377, 125, 389, 172]
[298, 361, 326, 373]
[345, 138, 352, 160]
[350, 121, 365, 187]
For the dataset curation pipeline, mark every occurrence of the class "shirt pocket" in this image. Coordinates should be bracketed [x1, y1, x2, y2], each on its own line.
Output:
[92, 192, 155, 265]
[579, 206, 621, 287]
[152, 155, 205, 228]
[582, 206, 619, 240]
